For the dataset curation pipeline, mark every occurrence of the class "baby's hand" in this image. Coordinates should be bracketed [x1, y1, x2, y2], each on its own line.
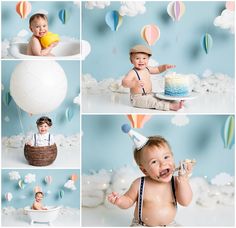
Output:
[108, 192, 120, 205]
[49, 41, 59, 48]
[164, 64, 176, 70]
[136, 79, 144, 88]
[178, 159, 196, 177]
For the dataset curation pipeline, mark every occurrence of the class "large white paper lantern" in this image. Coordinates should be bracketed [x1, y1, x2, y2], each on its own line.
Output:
[10, 61, 67, 114]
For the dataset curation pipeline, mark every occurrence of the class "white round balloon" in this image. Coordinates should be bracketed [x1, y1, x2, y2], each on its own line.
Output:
[10, 61, 67, 114]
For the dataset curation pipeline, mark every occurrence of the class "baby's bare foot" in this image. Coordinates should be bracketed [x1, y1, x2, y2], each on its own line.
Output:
[170, 100, 184, 111]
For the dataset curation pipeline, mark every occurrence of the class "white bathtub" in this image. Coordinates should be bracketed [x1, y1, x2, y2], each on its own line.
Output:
[24, 206, 62, 225]
[10, 41, 81, 59]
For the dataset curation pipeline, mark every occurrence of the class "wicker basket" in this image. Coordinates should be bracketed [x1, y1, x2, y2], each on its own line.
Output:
[24, 144, 57, 166]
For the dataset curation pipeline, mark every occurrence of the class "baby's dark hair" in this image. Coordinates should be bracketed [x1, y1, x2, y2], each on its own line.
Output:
[29, 13, 48, 26]
[35, 191, 44, 197]
[134, 136, 172, 166]
[36, 116, 52, 127]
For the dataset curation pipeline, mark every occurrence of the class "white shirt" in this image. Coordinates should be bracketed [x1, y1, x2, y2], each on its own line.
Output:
[30, 132, 55, 147]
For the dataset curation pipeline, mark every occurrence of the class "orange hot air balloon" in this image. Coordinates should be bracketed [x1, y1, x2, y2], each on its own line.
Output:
[71, 174, 78, 182]
[127, 115, 152, 128]
[16, 1, 32, 19]
[34, 186, 42, 193]
[141, 25, 160, 46]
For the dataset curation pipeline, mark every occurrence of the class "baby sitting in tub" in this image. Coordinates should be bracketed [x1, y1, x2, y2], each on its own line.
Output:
[27, 13, 58, 56]
[27, 116, 55, 147]
[32, 192, 47, 210]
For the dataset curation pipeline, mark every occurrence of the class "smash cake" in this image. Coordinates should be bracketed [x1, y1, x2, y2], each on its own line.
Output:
[164, 72, 190, 97]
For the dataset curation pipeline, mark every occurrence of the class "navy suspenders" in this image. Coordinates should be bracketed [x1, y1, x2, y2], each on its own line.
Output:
[133, 68, 146, 96]
[138, 176, 177, 225]
[138, 176, 145, 225]
[34, 133, 51, 146]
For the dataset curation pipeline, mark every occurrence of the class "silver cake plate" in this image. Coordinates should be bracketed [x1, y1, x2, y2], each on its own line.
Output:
[155, 92, 199, 101]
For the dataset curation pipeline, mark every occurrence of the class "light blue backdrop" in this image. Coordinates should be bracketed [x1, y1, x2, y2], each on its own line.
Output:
[82, 1, 234, 80]
[1, 60, 80, 136]
[82, 115, 235, 179]
[2, 1, 80, 40]
[2, 169, 80, 209]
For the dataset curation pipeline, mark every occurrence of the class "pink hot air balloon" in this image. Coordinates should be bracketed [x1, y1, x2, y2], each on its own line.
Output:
[16, 1, 32, 19]
[34, 186, 42, 193]
[167, 1, 186, 21]
[226, 1, 235, 11]
[127, 115, 152, 128]
[141, 25, 160, 46]
[45, 176, 53, 185]
[5, 192, 13, 202]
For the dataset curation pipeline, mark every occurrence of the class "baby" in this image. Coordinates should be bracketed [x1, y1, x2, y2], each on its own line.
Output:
[122, 44, 183, 111]
[27, 116, 55, 147]
[27, 13, 58, 56]
[108, 129, 194, 226]
[32, 192, 47, 210]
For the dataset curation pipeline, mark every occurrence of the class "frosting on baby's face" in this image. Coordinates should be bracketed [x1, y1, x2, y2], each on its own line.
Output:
[139, 145, 175, 183]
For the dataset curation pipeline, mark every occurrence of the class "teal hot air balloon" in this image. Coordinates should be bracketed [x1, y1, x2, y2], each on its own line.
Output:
[223, 116, 235, 149]
[59, 189, 64, 199]
[58, 9, 70, 24]
[105, 10, 123, 31]
[201, 33, 213, 54]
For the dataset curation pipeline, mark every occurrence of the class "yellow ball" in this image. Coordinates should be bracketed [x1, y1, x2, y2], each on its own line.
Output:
[40, 32, 60, 48]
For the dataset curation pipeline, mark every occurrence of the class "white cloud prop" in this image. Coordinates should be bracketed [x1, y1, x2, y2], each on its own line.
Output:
[64, 180, 77, 190]
[4, 116, 10, 122]
[24, 173, 36, 184]
[73, 94, 81, 105]
[211, 172, 234, 186]
[73, 1, 81, 8]
[9, 171, 21, 181]
[119, 1, 146, 17]
[171, 115, 190, 126]
[33, 9, 48, 15]
[85, 1, 110, 9]
[17, 29, 29, 37]
[214, 9, 234, 34]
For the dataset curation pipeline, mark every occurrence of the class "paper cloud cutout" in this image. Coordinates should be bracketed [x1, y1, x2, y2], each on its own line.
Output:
[171, 115, 189, 126]
[64, 180, 77, 190]
[119, 2, 146, 17]
[211, 172, 234, 186]
[214, 9, 234, 34]
[85, 1, 110, 9]
[9, 171, 21, 181]
[24, 173, 36, 184]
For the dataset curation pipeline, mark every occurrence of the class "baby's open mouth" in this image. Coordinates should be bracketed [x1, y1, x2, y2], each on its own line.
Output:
[159, 168, 171, 178]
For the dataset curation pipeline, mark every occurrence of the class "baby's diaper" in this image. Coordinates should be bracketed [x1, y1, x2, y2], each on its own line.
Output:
[40, 32, 60, 48]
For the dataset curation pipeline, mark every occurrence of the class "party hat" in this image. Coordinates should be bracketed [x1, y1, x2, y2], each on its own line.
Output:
[121, 124, 149, 150]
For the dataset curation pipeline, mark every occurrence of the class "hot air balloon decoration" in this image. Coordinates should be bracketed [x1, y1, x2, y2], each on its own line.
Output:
[105, 10, 123, 31]
[5, 192, 13, 202]
[59, 9, 70, 24]
[127, 115, 152, 128]
[167, 1, 186, 21]
[44, 176, 53, 185]
[201, 33, 213, 54]
[16, 0, 32, 19]
[141, 24, 160, 46]
[223, 115, 235, 149]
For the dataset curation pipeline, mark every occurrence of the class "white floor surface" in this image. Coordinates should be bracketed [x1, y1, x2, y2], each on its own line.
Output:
[2, 146, 80, 168]
[82, 92, 234, 114]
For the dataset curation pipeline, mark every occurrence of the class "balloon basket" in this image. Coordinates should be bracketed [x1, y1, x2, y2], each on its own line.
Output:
[24, 144, 57, 166]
